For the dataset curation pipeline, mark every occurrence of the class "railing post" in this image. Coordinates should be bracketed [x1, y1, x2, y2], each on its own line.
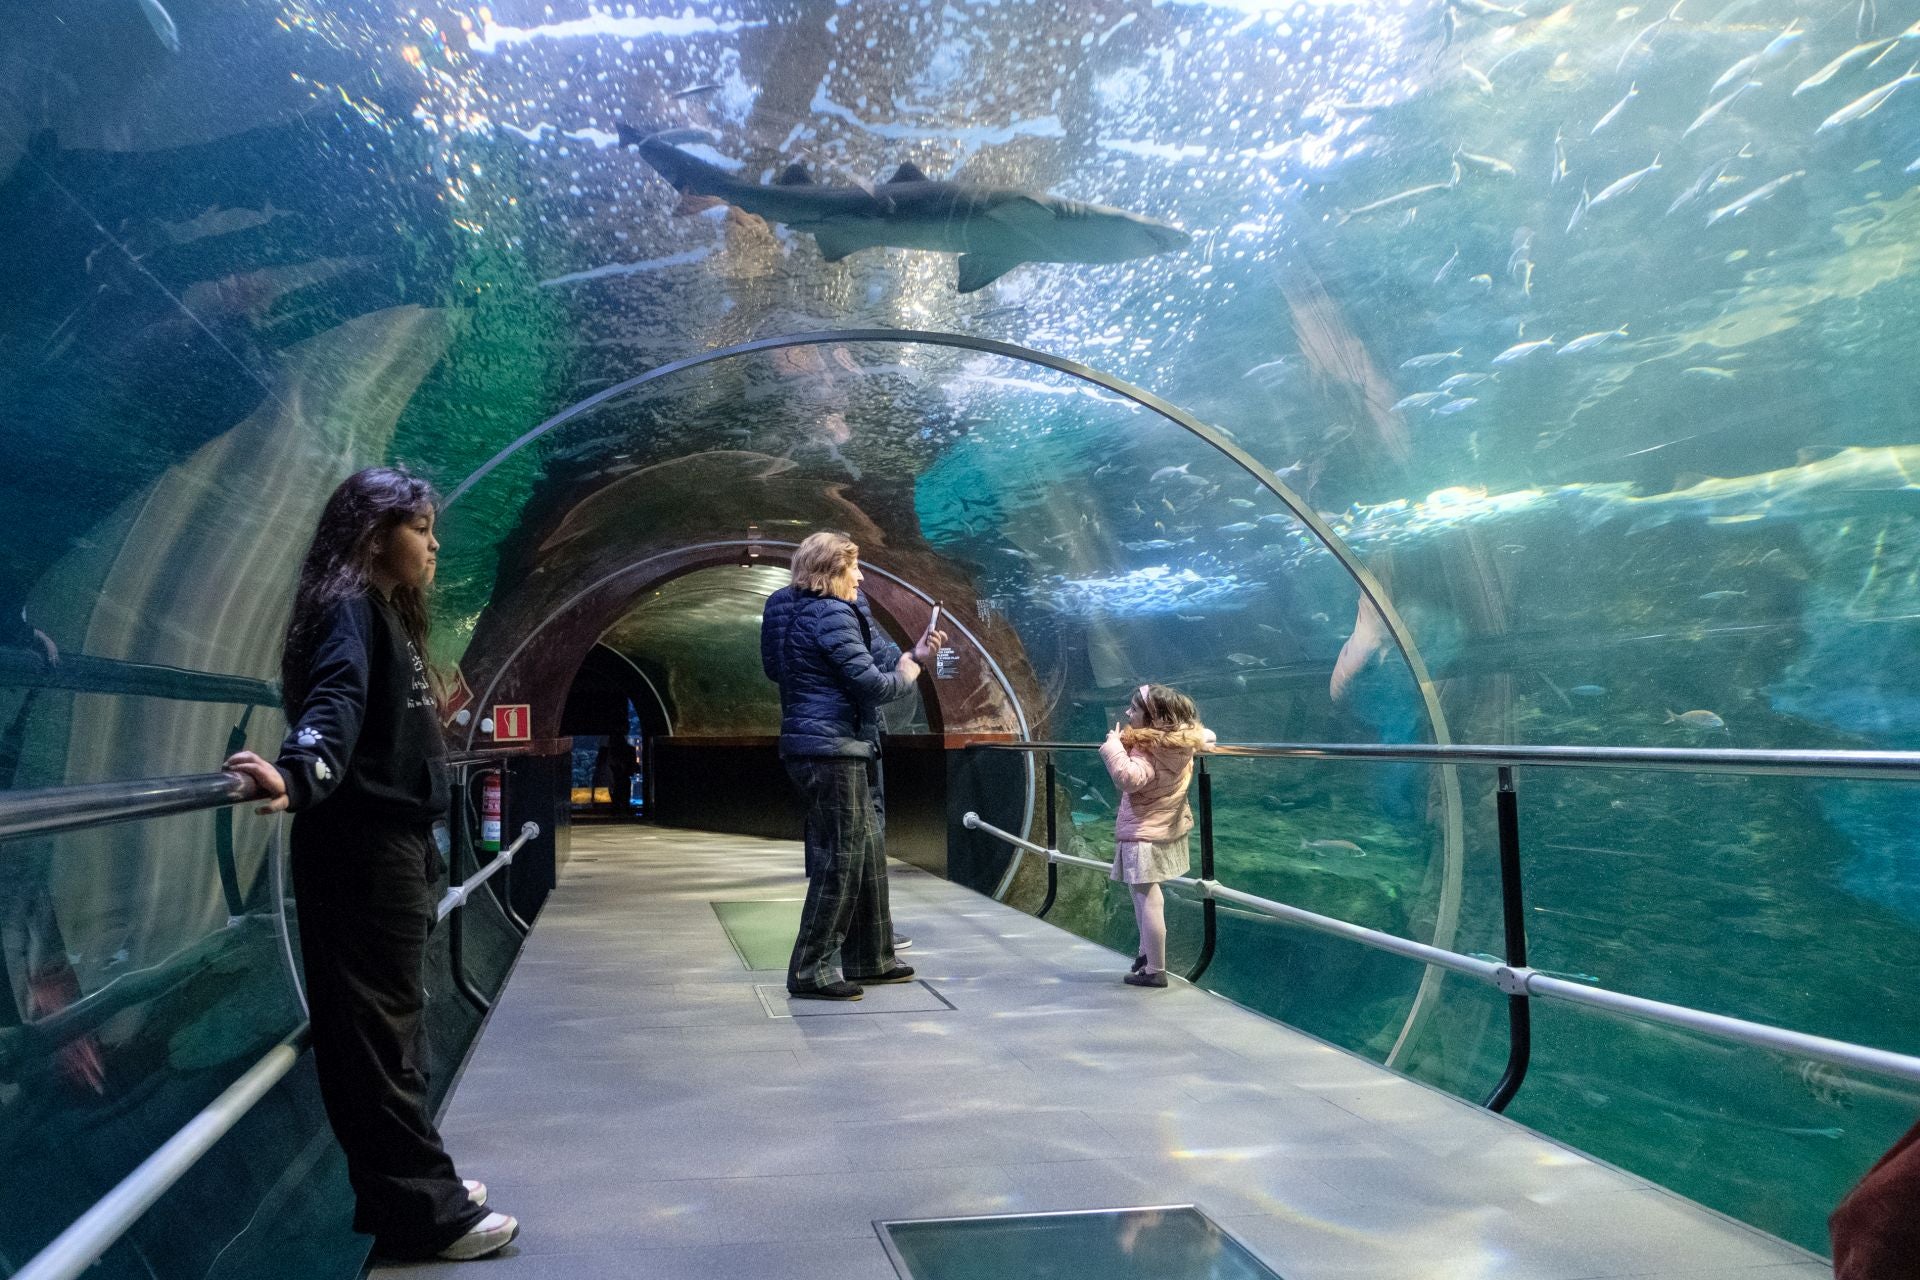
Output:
[444, 800, 491, 1013]
[1036, 751, 1060, 918]
[1483, 765, 1532, 1112]
[1187, 756, 1218, 982]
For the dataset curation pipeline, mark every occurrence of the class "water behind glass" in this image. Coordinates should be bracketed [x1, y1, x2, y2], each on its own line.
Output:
[5, 0, 1920, 1260]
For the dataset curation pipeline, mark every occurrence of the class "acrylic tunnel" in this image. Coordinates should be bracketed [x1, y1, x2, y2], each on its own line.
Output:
[2, 0, 1919, 1276]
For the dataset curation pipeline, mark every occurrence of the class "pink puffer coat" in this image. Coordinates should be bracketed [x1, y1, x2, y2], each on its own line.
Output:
[1098, 724, 1216, 842]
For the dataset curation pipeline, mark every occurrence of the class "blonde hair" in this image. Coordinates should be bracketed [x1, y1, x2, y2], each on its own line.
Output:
[790, 531, 859, 601]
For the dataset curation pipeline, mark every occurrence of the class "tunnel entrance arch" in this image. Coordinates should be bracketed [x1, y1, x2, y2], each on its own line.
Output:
[443, 329, 1465, 1069]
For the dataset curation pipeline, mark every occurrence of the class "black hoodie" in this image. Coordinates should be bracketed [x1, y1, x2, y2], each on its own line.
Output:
[273, 592, 450, 823]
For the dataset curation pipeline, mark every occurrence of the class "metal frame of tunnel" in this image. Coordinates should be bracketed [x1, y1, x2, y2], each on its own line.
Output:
[443, 329, 1465, 1069]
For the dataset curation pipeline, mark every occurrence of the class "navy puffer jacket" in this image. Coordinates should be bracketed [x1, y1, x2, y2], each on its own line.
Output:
[761, 586, 914, 758]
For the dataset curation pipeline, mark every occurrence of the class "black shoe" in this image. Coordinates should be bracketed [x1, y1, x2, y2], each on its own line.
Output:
[1131, 953, 1147, 973]
[891, 930, 913, 950]
[788, 980, 864, 1001]
[1124, 969, 1168, 988]
[851, 965, 915, 984]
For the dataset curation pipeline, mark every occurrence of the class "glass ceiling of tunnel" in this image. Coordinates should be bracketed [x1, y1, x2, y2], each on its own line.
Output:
[438, 338, 1437, 756]
[598, 562, 930, 737]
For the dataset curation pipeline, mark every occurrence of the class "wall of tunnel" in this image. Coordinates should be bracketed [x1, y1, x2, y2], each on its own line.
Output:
[5, 0, 1920, 1268]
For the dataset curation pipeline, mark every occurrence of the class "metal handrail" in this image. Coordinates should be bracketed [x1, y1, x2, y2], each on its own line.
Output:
[976, 739, 1920, 780]
[964, 813, 1201, 885]
[0, 650, 280, 707]
[0, 771, 260, 842]
[14, 1027, 311, 1280]
[962, 806, 1920, 1089]
[437, 822, 539, 921]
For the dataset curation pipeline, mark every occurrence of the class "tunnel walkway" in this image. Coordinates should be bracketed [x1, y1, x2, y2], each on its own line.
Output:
[370, 826, 1825, 1280]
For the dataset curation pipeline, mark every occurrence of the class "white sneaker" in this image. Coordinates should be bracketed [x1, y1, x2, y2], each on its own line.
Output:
[463, 1178, 487, 1206]
[438, 1212, 519, 1261]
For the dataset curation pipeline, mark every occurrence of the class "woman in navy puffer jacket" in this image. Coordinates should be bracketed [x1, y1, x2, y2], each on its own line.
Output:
[760, 532, 944, 1000]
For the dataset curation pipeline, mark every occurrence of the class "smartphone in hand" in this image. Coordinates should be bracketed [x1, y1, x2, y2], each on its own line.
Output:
[927, 601, 943, 636]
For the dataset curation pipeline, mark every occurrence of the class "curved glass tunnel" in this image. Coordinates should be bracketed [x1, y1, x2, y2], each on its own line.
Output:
[4, 0, 1920, 1269]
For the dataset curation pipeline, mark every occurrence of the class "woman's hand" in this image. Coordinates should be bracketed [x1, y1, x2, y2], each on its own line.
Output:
[911, 625, 948, 666]
[1109, 720, 1126, 739]
[223, 750, 290, 814]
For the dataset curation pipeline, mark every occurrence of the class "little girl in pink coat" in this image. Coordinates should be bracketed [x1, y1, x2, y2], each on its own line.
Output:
[1099, 684, 1215, 987]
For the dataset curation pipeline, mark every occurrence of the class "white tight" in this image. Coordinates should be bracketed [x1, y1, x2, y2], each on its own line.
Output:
[1129, 882, 1167, 974]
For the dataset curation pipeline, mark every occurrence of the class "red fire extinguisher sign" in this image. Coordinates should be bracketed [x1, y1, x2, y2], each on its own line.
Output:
[480, 772, 503, 853]
[492, 704, 531, 742]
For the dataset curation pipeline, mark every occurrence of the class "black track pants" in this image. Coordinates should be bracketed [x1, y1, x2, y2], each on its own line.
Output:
[291, 812, 484, 1258]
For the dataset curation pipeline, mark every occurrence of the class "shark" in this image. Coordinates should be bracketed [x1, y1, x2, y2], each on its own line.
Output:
[615, 125, 1192, 292]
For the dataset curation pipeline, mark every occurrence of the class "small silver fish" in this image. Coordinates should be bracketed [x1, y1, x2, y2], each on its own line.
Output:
[1457, 148, 1517, 175]
[1400, 349, 1463, 369]
[1712, 20, 1801, 94]
[1338, 179, 1455, 224]
[1439, 372, 1490, 391]
[1712, 51, 1765, 96]
[136, 0, 180, 51]
[1493, 337, 1555, 364]
[1795, 37, 1897, 96]
[1218, 522, 1258, 533]
[1257, 512, 1292, 525]
[1668, 145, 1751, 215]
[1551, 128, 1569, 185]
[1566, 184, 1591, 234]
[1706, 170, 1804, 226]
[1392, 391, 1450, 411]
[1589, 153, 1661, 208]
[671, 83, 724, 97]
[1700, 590, 1747, 600]
[1818, 61, 1920, 131]
[1666, 709, 1726, 731]
[1434, 245, 1462, 283]
[1448, 0, 1527, 19]
[1617, 0, 1684, 73]
[1462, 61, 1495, 94]
[1591, 82, 1638, 135]
[1150, 464, 1191, 484]
[1301, 838, 1366, 856]
[1557, 326, 1628, 355]
[1684, 80, 1759, 137]
[1435, 397, 1478, 414]
[1469, 272, 1494, 288]
[1684, 365, 1738, 379]
[1227, 497, 1256, 508]
[1226, 653, 1267, 666]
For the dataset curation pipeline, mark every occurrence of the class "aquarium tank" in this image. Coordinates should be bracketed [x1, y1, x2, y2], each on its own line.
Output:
[3, 0, 1918, 1263]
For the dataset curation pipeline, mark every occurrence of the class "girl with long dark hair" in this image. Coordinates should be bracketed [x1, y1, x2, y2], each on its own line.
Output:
[223, 467, 518, 1261]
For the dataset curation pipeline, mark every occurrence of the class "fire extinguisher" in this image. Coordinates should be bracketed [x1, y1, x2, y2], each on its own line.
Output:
[479, 770, 503, 854]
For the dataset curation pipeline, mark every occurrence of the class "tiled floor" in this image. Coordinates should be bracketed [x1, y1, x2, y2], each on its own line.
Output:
[373, 826, 1829, 1280]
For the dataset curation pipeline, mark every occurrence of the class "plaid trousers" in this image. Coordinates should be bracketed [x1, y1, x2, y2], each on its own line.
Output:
[786, 757, 896, 988]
